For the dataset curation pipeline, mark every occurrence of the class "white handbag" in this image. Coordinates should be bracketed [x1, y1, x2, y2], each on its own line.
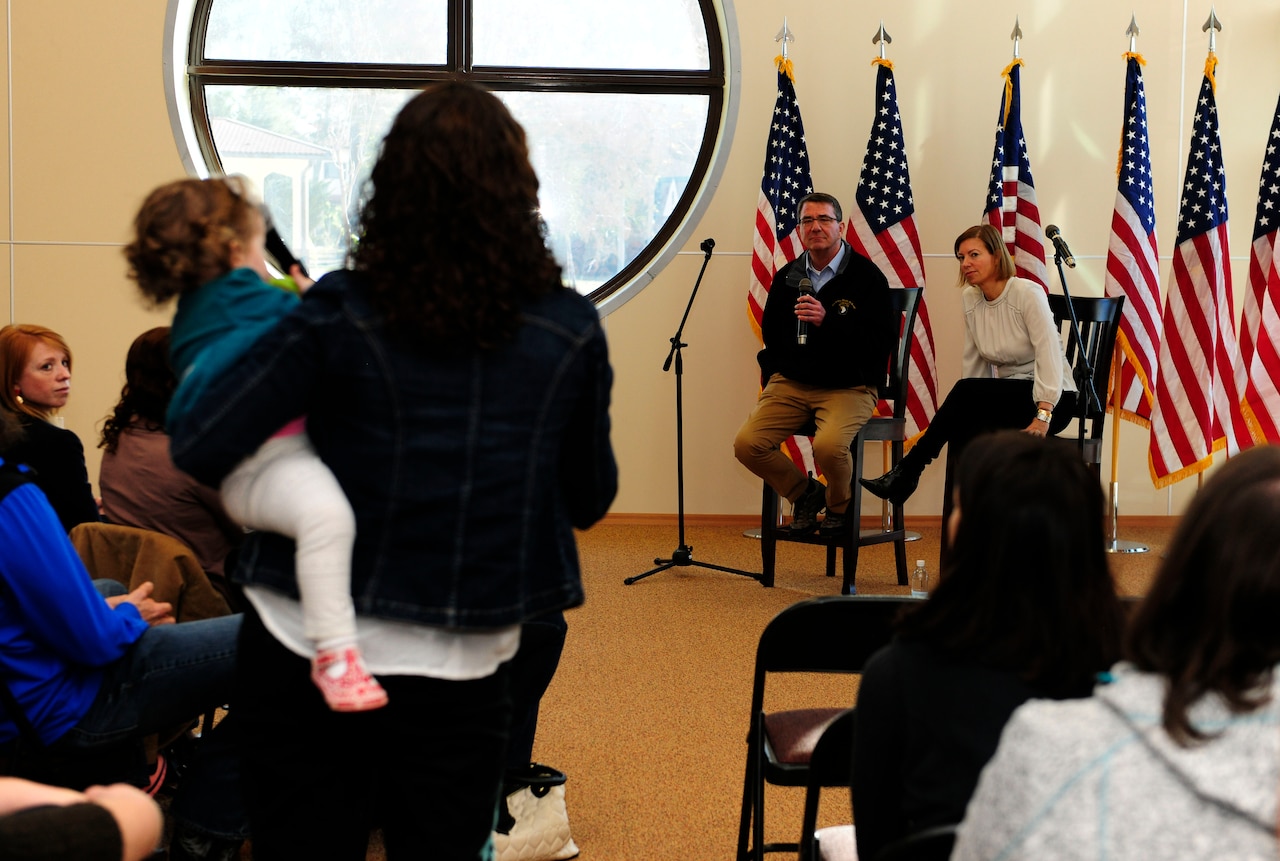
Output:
[493, 764, 580, 861]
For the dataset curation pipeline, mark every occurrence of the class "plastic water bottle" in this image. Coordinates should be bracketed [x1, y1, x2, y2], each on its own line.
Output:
[910, 559, 930, 599]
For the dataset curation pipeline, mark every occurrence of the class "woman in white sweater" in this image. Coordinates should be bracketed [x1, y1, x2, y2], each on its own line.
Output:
[952, 444, 1280, 861]
[861, 224, 1075, 507]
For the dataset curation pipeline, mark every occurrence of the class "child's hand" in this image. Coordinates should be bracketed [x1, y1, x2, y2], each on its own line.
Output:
[290, 263, 316, 293]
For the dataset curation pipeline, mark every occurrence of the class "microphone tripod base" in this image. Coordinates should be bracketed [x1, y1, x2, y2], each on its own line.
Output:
[1105, 539, 1149, 555]
[624, 545, 762, 586]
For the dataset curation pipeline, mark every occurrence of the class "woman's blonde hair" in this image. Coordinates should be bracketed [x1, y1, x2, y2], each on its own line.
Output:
[953, 224, 1016, 288]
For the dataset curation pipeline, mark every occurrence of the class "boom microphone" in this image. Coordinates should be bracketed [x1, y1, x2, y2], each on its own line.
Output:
[796, 277, 813, 346]
[1044, 224, 1076, 269]
[700, 237, 715, 254]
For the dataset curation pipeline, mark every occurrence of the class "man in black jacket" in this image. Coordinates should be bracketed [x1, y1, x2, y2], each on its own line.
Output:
[733, 192, 894, 534]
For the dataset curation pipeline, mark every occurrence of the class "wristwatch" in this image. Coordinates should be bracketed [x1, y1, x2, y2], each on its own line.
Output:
[1035, 408, 1053, 423]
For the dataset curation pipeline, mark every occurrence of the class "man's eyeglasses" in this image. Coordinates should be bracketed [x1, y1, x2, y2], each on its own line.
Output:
[799, 215, 840, 226]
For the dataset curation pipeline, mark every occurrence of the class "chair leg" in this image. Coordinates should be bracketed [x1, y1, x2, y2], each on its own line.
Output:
[892, 501, 909, 586]
[737, 744, 756, 861]
[760, 485, 779, 589]
[842, 536, 859, 595]
[825, 546, 836, 578]
[751, 741, 766, 861]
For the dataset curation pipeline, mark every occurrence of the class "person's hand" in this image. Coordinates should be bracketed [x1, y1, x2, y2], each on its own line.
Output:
[795, 293, 826, 327]
[1023, 417, 1049, 437]
[290, 263, 316, 293]
[84, 784, 164, 861]
[106, 582, 175, 626]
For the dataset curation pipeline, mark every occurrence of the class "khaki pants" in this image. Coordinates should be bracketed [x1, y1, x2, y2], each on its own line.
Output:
[733, 374, 877, 515]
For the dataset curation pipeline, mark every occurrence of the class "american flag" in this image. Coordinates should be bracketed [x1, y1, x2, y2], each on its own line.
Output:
[748, 54, 816, 475]
[1240, 91, 1280, 442]
[1149, 57, 1253, 488]
[1104, 54, 1162, 427]
[846, 59, 938, 439]
[983, 60, 1049, 290]
[749, 55, 814, 338]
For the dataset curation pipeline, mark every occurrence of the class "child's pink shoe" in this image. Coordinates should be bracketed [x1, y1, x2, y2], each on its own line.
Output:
[311, 646, 389, 712]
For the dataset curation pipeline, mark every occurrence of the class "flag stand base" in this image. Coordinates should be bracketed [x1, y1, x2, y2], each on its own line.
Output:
[1105, 481, 1149, 555]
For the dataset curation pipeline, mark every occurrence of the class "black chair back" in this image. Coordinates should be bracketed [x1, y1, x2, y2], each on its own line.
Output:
[881, 287, 924, 412]
[1046, 294, 1125, 463]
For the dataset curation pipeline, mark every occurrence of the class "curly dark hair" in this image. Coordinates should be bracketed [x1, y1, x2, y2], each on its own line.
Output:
[99, 327, 175, 454]
[124, 176, 262, 305]
[895, 431, 1123, 697]
[351, 82, 564, 349]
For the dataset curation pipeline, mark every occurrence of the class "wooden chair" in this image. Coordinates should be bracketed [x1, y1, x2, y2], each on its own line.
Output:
[759, 287, 922, 594]
[736, 595, 912, 861]
[1045, 294, 1125, 471]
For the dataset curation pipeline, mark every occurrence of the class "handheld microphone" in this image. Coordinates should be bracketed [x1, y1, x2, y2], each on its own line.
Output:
[796, 277, 813, 345]
[1044, 224, 1076, 269]
[700, 237, 715, 254]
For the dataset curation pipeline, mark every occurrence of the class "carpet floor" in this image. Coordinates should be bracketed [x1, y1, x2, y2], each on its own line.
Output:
[525, 519, 1168, 861]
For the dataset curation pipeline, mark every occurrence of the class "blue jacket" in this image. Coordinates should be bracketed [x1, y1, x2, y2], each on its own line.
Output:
[0, 460, 148, 746]
[171, 271, 617, 629]
[168, 268, 299, 439]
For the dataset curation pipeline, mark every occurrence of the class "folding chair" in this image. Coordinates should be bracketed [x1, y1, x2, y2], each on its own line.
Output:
[737, 595, 912, 861]
[801, 709, 855, 861]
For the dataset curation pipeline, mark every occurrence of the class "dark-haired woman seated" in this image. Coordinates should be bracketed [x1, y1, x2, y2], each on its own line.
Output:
[98, 327, 242, 582]
[851, 431, 1123, 861]
[952, 444, 1280, 861]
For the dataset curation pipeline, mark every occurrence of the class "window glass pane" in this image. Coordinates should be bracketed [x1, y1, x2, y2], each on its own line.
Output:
[499, 92, 708, 293]
[473, 0, 709, 70]
[204, 0, 447, 64]
[208, 86, 414, 275]
[208, 87, 707, 295]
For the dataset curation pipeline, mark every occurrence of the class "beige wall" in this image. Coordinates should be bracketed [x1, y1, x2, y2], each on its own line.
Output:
[5, 1, 1277, 519]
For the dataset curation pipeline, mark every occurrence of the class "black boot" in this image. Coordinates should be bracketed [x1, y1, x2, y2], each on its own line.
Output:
[860, 453, 926, 506]
[788, 476, 826, 534]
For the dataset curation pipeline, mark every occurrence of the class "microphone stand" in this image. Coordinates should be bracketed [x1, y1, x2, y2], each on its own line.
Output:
[625, 240, 762, 586]
[1050, 252, 1100, 455]
[1052, 251, 1146, 554]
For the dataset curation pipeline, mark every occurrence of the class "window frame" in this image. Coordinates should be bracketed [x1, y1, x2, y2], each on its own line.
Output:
[162, 0, 740, 315]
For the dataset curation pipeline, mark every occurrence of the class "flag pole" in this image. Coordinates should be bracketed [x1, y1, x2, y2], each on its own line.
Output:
[776, 17, 793, 61]
[1107, 343, 1148, 553]
[875, 19, 892, 487]
[1106, 16, 1149, 555]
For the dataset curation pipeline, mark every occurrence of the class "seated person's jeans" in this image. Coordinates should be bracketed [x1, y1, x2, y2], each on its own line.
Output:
[48, 579, 247, 840]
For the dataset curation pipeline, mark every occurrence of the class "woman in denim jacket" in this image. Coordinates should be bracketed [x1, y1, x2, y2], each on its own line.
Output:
[171, 82, 617, 860]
